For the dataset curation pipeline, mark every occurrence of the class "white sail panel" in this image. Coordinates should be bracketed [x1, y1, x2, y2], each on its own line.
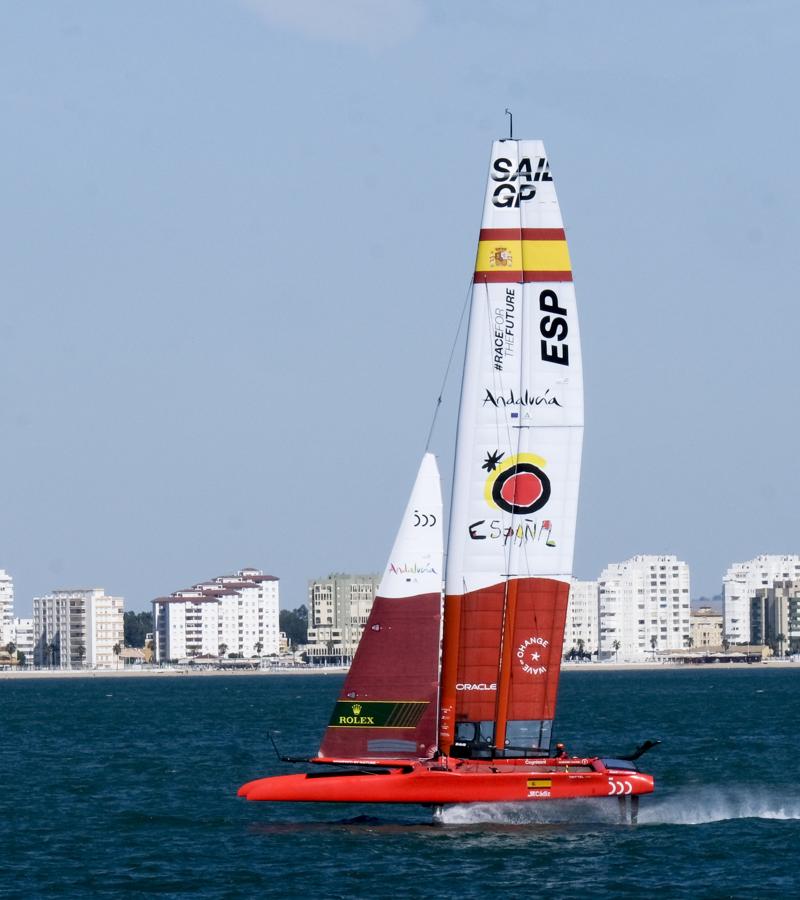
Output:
[379, 453, 443, 599]
[446, 140, 584, 595]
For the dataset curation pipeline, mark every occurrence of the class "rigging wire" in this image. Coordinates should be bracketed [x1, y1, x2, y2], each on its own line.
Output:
[423, 278, 473, 454]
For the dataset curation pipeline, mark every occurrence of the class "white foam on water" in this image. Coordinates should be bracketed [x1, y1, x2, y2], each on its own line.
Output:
[639, 788, 800, 825]
[440, 788, 800, 827]
[440, 799, 617, 827]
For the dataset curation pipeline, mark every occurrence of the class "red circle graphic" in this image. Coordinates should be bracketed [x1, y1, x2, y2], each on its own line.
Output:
[499, 472, 543, 507]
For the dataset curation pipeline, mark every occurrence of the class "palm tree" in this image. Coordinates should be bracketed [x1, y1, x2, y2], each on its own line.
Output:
[650, 634, 658, 660]
[254, 641, 263, 657]
[112, 642, 121, 670]
[576, 638, 585, 660]
[77, 645, 86, 669]
[776, 633, 786, 658]
[218, 643, 228, 659]
[684, 634, 694, 649]
[612, 639, 621, 663]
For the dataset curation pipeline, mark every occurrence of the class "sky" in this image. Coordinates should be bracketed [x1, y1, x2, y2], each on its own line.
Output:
[2, 0, 799, 614]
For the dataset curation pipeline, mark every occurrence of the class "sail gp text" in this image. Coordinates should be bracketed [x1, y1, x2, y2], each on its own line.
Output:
[468, 518, 555, 546]
[491, 156, 551, 207]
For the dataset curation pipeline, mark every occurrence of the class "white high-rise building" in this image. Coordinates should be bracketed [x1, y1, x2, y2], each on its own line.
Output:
[598, 555, 691, 661]
[723, 555, 800, 644]
[152, 568, 280, 662]
[563, 579, 598, 656]
[33, 588, 124, 669]
[0, 570, 13, 646]
[11, 617, 35, 665]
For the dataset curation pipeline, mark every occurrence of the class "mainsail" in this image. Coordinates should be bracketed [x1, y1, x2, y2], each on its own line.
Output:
[439, 140, 583, 757]
[319, 453, 443, 760]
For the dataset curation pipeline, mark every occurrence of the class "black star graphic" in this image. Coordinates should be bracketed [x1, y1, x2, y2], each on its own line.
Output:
[482, 449, 504, 472]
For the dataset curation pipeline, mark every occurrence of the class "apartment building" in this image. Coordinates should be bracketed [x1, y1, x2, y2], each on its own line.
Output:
[11, 617, 35, 665]
[723, 555, 800, 643]
[563, 579, 598, 656]
[597, 555, 691, 661]
[0, 569, 13, 646]
[751, 579, 800, 655]
[33, 588, 124, 669]
[305, 573, 380, 663]
[690, 607, 723, 649]
[152, 568, 279, 662]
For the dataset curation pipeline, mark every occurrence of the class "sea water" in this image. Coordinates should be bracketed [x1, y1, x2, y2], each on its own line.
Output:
[1, 668, 798, 898]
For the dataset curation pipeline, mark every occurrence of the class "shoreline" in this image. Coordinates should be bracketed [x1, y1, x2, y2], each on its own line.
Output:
[2, 660, 798, 680]
[0, 666, 349, 680]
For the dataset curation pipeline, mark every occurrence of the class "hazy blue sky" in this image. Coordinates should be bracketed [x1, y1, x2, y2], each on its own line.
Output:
[2, 0, 798, 614]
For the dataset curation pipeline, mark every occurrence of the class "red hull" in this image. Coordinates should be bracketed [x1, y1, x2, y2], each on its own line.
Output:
[238, 757, 654, 805]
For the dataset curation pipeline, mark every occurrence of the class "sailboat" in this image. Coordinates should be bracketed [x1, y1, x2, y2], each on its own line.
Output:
[238, 138, 655, 820]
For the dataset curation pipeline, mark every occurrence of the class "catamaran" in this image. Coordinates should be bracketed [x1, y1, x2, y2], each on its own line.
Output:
[238, 137, 656, 821]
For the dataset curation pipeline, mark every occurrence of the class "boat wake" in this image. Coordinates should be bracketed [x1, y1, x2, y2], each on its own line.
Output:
[440, 788, 800, 827]
[640, 788, 800, 825]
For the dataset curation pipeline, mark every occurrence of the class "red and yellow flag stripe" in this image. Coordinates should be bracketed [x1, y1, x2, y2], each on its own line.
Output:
[474, 228, 572, 283]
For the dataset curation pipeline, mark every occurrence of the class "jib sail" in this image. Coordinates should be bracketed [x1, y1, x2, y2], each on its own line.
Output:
[319, 453, 443, 760]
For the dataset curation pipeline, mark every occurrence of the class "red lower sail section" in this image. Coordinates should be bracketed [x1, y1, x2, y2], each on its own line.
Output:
[439, 577, 569, 753]
[319, 593, 441, 760]
[238, 757, 655, 805]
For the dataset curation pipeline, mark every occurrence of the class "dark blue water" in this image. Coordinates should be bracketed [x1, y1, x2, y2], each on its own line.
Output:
[2, 669, 799, 898]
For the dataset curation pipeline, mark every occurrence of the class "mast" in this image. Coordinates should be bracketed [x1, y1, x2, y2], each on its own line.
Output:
[439, 140, 583, 758]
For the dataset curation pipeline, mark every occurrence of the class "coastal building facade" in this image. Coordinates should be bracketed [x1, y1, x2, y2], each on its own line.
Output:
[33, 588, 124, 669]
[598, 555, 691, 661]
[0, 569, 13, 646]
[11, 617, 35, 665]
[751, 580, 800, 655]
[305, 573, 380, 663]
[723, 555, 800, 644]
[563, 579, 599, 657]
[152, 568, 279, 662]
[690, 607, 723, 649]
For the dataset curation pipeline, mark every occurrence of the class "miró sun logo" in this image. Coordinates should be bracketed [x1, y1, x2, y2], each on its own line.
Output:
[481, 450, 551, 516]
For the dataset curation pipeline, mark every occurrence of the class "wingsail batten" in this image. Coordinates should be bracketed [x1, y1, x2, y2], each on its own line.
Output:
[319, 453, 443, 760]
[440, 140, 584, 757]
